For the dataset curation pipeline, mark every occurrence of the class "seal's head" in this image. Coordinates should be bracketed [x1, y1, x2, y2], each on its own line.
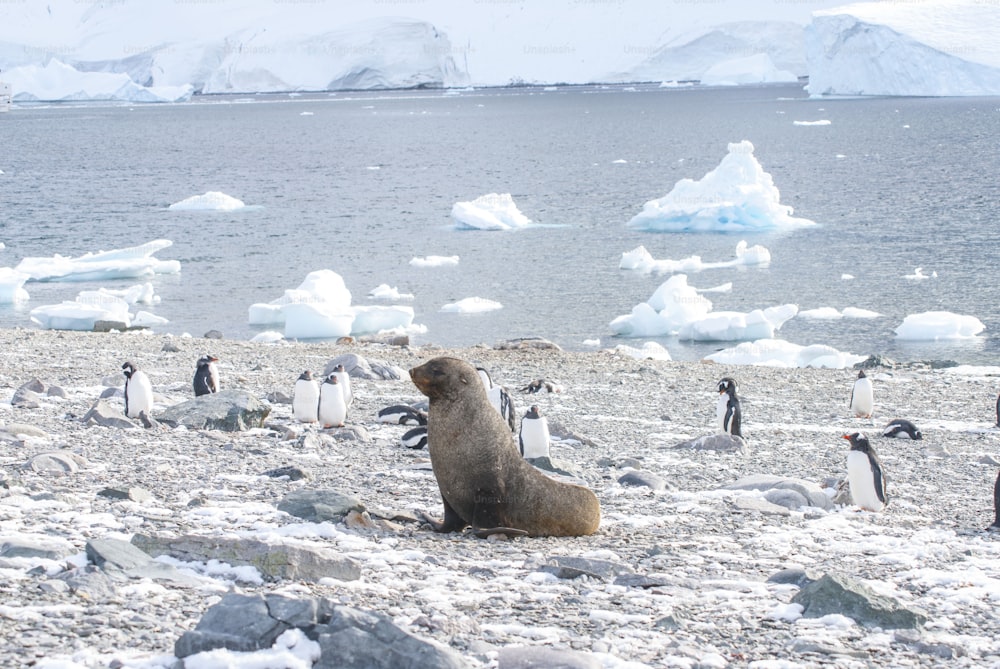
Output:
[410, 357, 477, 401]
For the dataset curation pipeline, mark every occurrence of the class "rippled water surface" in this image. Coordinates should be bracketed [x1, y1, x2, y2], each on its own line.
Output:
[1, 84, 998, 364]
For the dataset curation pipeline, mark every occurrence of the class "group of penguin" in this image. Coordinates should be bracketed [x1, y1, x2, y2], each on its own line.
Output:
[121, 355, 220, 419]
[716, 368, 996, 516]
[369, 366, 556, 459]
[291, 366, 354, 428]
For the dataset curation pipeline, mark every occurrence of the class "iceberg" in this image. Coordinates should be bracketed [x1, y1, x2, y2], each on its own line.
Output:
[806, 2, 1000, 97]
[619, 240, 770, 275]
[678, 304, 798, 342]
[30, 297, 131, 331]
[77, 283, 159, 306]
[3, 59, 193, 103]
[248, 269, 418, 339]
[440, 297, 502, 314]
[451, 193, 531, 231]
[0, 268, 29, 303]
[168, 192, 247, 211]
[15, 240, 180, 283]
[410, 255, 459, 268]
[706, 339, 867, 369]
[894, 311, 985, 341]
[627, 141, 815, 233]
[369, 284, 414, 301]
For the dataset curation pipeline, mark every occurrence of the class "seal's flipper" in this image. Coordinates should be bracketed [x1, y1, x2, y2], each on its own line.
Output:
[421, 498, 469, 533]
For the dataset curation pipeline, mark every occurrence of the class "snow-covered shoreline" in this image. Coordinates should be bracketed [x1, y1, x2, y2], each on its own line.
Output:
[2, 329, 999, 667]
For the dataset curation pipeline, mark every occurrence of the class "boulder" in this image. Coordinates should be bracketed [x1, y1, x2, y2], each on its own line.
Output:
[791, 572, 927, 629]
[158, 389, 270, 431]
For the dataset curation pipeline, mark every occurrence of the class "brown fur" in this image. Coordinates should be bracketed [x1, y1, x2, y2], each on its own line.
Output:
[409, 356, 600, 537]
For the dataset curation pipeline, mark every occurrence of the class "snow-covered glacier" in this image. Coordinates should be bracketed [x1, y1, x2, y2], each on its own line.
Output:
[806, 1, 1000, 97]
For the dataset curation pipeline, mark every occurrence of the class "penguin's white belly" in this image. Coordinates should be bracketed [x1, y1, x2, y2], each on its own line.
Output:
[716, 395, 730, 433]
[520, 418, 551, 459]
[125, 372, 154, 418]
[293, 381, 320, 423]
[851, 379, 874, 417]
[319, 384, 347, 427]
[333, 371, 353, 406]
[847, 451, 883, 511]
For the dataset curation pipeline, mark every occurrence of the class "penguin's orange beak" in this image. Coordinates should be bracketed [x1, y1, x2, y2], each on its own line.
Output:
[841, 434, 851, 441]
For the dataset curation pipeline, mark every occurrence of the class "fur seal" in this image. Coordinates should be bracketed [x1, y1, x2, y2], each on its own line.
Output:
[410, 356, 600, 537]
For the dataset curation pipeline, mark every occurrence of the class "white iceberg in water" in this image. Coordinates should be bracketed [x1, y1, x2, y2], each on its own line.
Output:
[249, 269, 416, 339]
[369, 284, 414, 301]
[168, 191, 247, 211]
[894, 311, 985, 341]
[609, 273, 797, 341]
[619, 240, 770, 275]
[15, 240, 180, 282]
[30, 296, 132, 331]
[706, 339, 866, 369]
[452, 193, 532, 231]
[3, 59, 193, 103]
[77, 283, 159, 306]
[410, 255, 459, 268]
[440, 297, 503, 313]
[627, 141, 815, 233]
[0, 268, 29, 303]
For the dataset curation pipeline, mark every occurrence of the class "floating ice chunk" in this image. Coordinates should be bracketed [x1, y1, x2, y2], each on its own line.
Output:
[441, 297, 503, 313]
[0, 268, 29, 303]
[16, 240, 180, 282]
[620, 240, 771, 275]
[77, 283, 159, 306]
[351, 305, 415, 334]
[250, 331, 286, 344]
[793, 119, 832, 126]
[799, 307, 843, 320]
[30, 298, 131, 331]
[132, 311, 169, 327]
[451, 193, 531, 231]
[678, 304, 798, 342]
[609, 341, 672, 361]
[627, 141, 815, 232]
[841, 273, 855, 280]
[842, 307, 882, 319]
[369, 284, 414, 300]
[283, 303, 354, 340]
[904, 267, 936, 280]
[706, 339, 866, 368]
[894, 311, 985, 340]
[609, 274, 712, 337]
[168, 191, 247, 211]
[4, 59, 193, 103]
[698, 282, 733, 294]
[410, 255, 459, 267]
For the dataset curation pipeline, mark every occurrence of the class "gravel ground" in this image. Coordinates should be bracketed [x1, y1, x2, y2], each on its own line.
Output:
[1, 328, 999, 668]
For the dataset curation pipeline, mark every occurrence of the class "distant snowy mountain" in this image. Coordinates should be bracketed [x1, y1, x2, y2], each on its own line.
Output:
[0, 0, 998, 101]
[806, 1, 1000, 97]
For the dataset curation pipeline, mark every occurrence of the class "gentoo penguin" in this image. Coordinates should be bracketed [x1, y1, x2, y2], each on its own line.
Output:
[377, 404, 428, 426]
[844, 432, 888, 512]
[518, 405, 551, 459]
[318, 373, 347, 428]
[520, 379, 563, 394]
[991, 471, 1000, 530]
[193, 355, 220, 397]
[881, 418, 922, 440]
[121, 361, 154, 419]
[716, 377, 743, 438]
[401, 425, 428, 450]
[332, 363, 353, 407]
[850, 369, 874, 418]
[292, 370, 320, 423]
[477, 366, 516, 432]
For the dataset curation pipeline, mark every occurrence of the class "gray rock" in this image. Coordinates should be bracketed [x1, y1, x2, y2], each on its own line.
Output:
[176, 593, 468, 669]
[86, 537, 204, 587]
[157, 389, 270, 432]
[266, 390, 293, 404]
[58, 565, 119, 602]
[81, 399, 138, 429]
[526, 456, 581, 478]
[671, 433, 748, 454]
[540, 556, 635, 581]
[791, 573, 927, 629]
[731, 495, 790, 516]
[93, 320, 131, 332]
[1, 422, 48, 438]
[764, 488, 810, 510]
[276, 489, 366, 523]
[498, 646, 601, 669]
[493, 337, 562, 351]
[203, 329, 224, 339]
[767, 568, 816, 587]
[11, 378, 45, 408]
[722, 475, 832, 510]
[0, 539, 73, 560]
[131, 533, 361, 583]
[23, 451, 88, 474]
[45, 385, 68, 398]
[614, 573, 671, 589]
[262, 465, 309, 481]
[99, 386, 120, 399]
[97, 486, 154, 503]
[617, 470, 668, 491]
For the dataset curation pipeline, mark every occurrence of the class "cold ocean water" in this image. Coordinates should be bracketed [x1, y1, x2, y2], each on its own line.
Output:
[0, 83, 998, 364]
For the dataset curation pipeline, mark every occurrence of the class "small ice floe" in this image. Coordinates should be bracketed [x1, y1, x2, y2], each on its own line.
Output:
[16, 239, 180, 282]
[168, 191, 248, 211]
[841, 273, 854, 279]
[793, 119, 832, 126]
[368, 284, 414, 301]
[410, 255, 459, 268]
[440, 297, 502, 313]
[0, 267, 29, 303]
[706, 339, 867, 368]
[903, 267, 936, 280]
[799, 307, 882, 320]
[451, 193, 531, 231]
[619, 240, 770, 275]
[250, 331, 285, 344]
[894, 311, 985, 340]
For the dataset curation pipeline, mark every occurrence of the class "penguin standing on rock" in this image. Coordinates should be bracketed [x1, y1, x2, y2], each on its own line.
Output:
[318, 374, 347, 428]
[716, 377, 743, 438]
[844, 432, 888, 512]
[193, 355, 220, 397]
[850, 369, 874, 418]
[121, 361, 153, 419]
[519, 405, 551, 459]
[292, 371, 320, 423]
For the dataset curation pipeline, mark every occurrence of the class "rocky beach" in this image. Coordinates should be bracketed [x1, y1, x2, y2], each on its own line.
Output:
[1, 328, 999, 668]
